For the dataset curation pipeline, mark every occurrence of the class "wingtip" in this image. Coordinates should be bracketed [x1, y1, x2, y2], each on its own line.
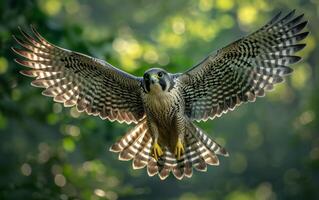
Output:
[272, 11, 282, 22]
[13, 58, 21, 64]
[11, 47, 29, 58]
[17, 26, 24, 35]
[30, 24, 37, 33]
[11, 46, 16, 53]
[14, 58, 30, 68]
[295, 31, 310, 42]
[19, 70, 35, 77]
[292, 56, 302, 64]
[218, 147, 229, 157]
[288, 9, 296, 17]
[11, 47, 20, 55]
[298, 43, 307, 49]
[12, 34, 21, 46]
[109, 143, 121, 152]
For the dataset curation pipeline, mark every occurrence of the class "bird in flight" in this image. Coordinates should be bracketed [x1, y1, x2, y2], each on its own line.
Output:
[12, 10, 308, 180]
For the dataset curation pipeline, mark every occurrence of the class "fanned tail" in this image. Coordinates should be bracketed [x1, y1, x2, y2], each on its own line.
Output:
[109, 119, 228, 180]
[171, 122, 228, 179]
[110, 118, 152, 163]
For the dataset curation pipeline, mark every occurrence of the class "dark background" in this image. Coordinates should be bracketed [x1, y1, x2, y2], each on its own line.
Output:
[0, 0, 318, 199]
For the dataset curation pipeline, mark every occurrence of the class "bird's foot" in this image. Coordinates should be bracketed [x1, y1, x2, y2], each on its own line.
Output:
[174, 138, 185, 160]
[152, 141, 163, 161]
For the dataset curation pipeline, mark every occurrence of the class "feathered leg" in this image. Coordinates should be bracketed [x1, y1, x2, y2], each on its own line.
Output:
[174, 115, 185, 160]
[148, 120, 163, 161]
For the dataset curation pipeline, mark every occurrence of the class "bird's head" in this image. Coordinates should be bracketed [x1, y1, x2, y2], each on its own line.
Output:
[142, 68, 173, 93]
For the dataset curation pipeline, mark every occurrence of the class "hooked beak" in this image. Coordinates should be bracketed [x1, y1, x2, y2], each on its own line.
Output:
[150, 74, 159, 84]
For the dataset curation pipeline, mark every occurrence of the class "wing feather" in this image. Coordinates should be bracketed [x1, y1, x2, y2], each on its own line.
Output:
[178, 10, 308, 121]
[13, 26, 144, 124]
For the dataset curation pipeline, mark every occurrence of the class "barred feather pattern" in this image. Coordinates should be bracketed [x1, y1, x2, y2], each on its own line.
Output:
[178, 10, 308, 121]
[110, 119, 228, 180]
[12, 26, 144, 124]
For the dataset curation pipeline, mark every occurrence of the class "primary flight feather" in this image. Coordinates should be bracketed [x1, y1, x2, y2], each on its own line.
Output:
[12, 10, 308, 180]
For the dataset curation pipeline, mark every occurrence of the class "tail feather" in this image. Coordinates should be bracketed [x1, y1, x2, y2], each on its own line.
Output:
[172, 122, 226, 177]
[118, 124, 148, 161]
[158, 148, 178, 180]
[185, 136, 208, 172]
[184, 162, 193, 178]
[147, 158, 158, 177]
[119, 130, 146, 160]
[192, 125, 229, 156]
[109, 118, 146, 153]
[132, 134, 152, 169]
[110, 119, 228, 180]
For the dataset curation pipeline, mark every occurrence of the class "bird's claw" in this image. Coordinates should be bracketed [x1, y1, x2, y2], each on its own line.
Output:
[152, 141, 163, 161]
[174, 138, 185, 160]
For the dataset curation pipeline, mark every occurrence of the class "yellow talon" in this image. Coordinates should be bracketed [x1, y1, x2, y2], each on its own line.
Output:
[152, 142, 163, 161]
[174, 138, 185, 160]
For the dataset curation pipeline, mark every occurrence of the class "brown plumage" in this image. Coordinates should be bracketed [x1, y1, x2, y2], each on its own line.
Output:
[12, 10, 308, 180]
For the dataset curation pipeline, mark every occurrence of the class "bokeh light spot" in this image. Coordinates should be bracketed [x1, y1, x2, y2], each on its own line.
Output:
[94, 189, 105, 197]
[38, 0, 62, 16]
[187, 19, 217, 41]
[105, 176, 120, 188]
[0, 57, 8, 74]
[21, 163, 32, 176]
[199, 0, 214, 12]
[51, 164, 63, 175]
[158, 53, 170, 66]
[238, 5, 257, 26]
[216, 0, 234, 11]
[226, 190, 254, 200]
[105, 191, 118, 200]
[172, 18, 186, 35]
[291, 64, 310, 90]
[299, 110, 315, 125]
[11, 88, 21, 101]
[144, 49, 159, 64]
[63, 137, 75, 152]
[229, 153, 247, 174]
[112, 36, 142, 71]
[53, 103, 62, 113]
[158, 32, 184, 48]
[60, 194, 68, 200]
[38, 142, 51, 164]
[267, 82, 294, 103]
[70, 107, 81, 118]
[65, 125, 81, 137]
[47, 113, 59, 125]
[179, 192, 199, 200]
[54, 174, 66, 187]
[255, 182, 275, 200]
[65, 0, 80, 14]
[219, 14, 235, 29]
[246, 122, 263, 149]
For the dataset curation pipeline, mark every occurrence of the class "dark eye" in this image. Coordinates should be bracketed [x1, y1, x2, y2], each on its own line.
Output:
[144, 74, 150, 80]
[158, 72, 163, 77]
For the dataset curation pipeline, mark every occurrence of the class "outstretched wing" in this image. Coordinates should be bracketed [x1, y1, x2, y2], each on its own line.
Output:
[177, 10, 308, 122]
[12, 26, 144, 124]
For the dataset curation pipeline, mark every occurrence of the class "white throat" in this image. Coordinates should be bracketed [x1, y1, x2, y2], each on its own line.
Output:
[149, 83, 165, 95]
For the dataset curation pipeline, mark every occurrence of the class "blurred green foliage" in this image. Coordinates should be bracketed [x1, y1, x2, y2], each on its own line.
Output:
[0, 0, 319, 199]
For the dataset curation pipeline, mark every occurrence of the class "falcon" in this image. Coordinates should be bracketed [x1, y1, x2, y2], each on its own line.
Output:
[12, 10, 308, 180]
